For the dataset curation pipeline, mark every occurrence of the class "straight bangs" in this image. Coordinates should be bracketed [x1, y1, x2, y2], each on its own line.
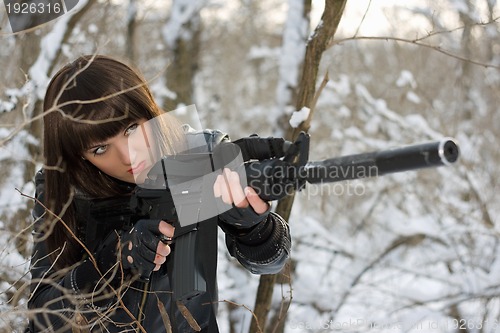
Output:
[57, 85, 154, 159]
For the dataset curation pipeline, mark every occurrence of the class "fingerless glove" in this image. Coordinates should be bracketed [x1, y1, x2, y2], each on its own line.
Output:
[70, 219, 165, 299]
[218, 202, 271, 230]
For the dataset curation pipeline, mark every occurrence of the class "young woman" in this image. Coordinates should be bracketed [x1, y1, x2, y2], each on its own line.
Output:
[26, 55, 291, 333]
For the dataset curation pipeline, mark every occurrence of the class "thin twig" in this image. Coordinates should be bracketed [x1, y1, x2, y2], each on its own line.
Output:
[331, 35, 500, 70]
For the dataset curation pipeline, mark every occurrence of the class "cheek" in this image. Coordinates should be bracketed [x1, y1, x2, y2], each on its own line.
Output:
[87, 157, 117, 175]
[132, 131, 156, 156]
[140, 122, 161, 158]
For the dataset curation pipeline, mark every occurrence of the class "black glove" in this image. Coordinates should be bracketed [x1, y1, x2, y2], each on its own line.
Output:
[218, 200, 271, 231]
[117, 219, 165, 281]
[91, 219, 164, 283]
[67, 219, 165, 308]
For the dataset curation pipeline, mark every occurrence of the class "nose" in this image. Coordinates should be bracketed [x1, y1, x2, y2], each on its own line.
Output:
[116, 140, 135, 165]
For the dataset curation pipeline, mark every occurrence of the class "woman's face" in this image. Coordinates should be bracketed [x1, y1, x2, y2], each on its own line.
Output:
[82, 118, 158, 184]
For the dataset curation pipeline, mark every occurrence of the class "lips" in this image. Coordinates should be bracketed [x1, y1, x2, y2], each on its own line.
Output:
[128, 161, 146, 174]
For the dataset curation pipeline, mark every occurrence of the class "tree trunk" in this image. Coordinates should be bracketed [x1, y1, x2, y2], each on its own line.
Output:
[249, 1, 347, 332]
[126, 0, 138, 63]
[457, 2, 475, 121]
[162, 1, 204, 111]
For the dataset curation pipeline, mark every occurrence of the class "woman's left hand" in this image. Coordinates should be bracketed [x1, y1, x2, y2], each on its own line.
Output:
[213, 168, 269, 214]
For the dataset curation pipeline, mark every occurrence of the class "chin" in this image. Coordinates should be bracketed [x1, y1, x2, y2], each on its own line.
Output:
[132, 172, 147, 185]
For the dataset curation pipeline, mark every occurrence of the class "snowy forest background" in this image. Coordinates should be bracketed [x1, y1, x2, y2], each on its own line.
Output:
[1, 0, 499, 332]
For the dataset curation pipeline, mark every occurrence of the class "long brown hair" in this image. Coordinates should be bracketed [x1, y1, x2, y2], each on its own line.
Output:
[42, 54, 183, 268]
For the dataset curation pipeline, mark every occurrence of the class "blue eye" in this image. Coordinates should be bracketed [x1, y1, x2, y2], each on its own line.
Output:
[87, 123, 139, 157]
[125, 123, 139, 136]
[92, 145, 108, 156]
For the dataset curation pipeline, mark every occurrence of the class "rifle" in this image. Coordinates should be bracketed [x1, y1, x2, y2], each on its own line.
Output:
[238, 132, 460, 200]
[82, 132, 459, 303]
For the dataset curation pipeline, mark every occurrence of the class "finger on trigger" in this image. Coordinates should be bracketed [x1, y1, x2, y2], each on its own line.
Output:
[245, 187, 269, 214]
[220, 169, 233, 204]
[213, 174, 222, 198]
[228, 171, 248, 208]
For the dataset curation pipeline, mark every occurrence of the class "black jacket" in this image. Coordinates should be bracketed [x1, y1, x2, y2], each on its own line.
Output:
[26, 128, 291, 333]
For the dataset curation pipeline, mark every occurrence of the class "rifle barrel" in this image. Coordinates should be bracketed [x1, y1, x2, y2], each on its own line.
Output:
[304, 138, 459, 184]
